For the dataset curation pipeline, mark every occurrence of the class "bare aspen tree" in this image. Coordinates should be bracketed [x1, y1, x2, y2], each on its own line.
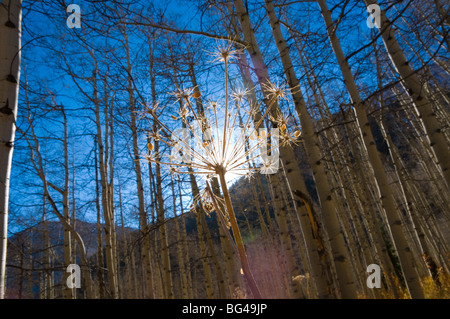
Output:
[61, 103, 74, 299]
[227, 0, 335, 298]
[0, 0, 21, 299]
[187, 166, 215, 298]
[263, 0, 358, 298]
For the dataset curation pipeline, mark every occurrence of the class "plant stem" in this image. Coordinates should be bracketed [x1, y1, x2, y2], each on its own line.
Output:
[217, 169, 262, 298]
[223, 58, 229, 160]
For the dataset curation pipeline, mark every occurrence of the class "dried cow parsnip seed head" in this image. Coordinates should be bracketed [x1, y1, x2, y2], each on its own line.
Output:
[141, 40, 301, 187]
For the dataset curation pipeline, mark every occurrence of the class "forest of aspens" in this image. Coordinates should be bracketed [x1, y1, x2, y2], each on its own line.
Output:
[0, 0, 448, 300]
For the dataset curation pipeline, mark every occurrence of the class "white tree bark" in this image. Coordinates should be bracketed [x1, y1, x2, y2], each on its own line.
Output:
[0, 0, 22, 299]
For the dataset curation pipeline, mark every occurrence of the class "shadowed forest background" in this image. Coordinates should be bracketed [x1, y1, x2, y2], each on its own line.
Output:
[0, 0, 449, 299]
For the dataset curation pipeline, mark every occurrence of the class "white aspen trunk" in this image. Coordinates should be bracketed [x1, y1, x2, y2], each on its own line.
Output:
[363, 0, 450, 189]
[317, 0, 425, 298]
[229, 0, 336, 297]
[148, 37, 173, 298]
[225, 3, 282, 277]
[0, 0, 21, 299]
[124, 28, 154, 299]
[60, 108, 74, 299]
[202, 202, 228, 298]
[264, 0, 358, 298]
[42, 193, 53, 299]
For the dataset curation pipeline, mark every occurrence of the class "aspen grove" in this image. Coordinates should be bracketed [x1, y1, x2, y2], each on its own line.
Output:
[0, 0, 449, 299]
